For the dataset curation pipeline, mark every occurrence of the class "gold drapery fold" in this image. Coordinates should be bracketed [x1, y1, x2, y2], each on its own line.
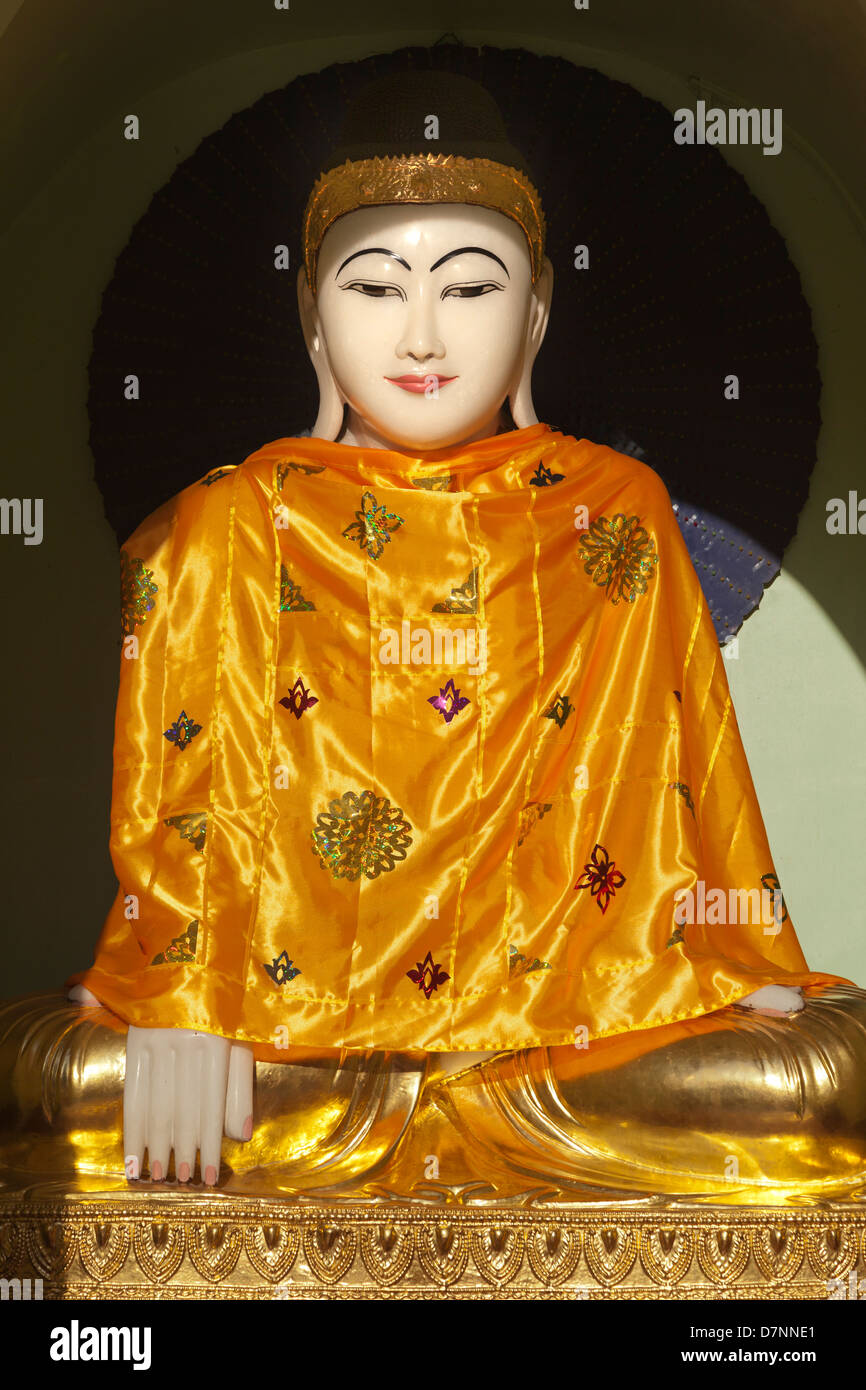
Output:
[70, 425, 848, 1055]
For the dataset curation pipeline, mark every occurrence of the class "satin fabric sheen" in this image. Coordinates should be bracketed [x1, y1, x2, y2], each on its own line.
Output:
[69, 425, 845, 1054]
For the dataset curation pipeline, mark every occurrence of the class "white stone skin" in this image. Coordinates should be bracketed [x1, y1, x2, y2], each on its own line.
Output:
[68, 201, 802, 1178]
[67, 985, 252, 1184]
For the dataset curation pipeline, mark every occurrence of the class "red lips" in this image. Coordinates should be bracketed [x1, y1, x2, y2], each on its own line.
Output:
[385, 374, 457, 393]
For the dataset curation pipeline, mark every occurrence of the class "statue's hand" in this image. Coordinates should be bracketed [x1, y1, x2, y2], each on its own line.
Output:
[123, 1026, 254, 1185]
[67, 984, 101, 1006]
[737, 984, 805, 1017]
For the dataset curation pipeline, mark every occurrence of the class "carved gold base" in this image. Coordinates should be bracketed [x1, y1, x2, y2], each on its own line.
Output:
[1, 1195, 865, 1299]
[4, 988, 866, 1297]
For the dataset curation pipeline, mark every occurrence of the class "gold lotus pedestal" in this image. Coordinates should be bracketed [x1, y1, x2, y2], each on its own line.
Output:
[2, 990, 866, 1300]
[4, 1196, 866, 1301]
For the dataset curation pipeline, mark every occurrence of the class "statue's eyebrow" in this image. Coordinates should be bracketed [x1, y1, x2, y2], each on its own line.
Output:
[335, 248, 412, 276]
[428, 246, 510, 277]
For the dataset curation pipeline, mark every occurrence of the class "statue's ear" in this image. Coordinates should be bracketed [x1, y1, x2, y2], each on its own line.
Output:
[296, 266, 345, 441]
[509, 254, 554, 430]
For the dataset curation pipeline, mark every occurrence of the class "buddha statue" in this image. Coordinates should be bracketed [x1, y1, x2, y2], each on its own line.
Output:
[3, 70, 865, 1209]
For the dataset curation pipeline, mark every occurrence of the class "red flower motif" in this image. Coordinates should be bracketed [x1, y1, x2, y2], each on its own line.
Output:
[406, 950, 450, 1000]
[575, 843, 626, 914]
[279, 675, 319, 719]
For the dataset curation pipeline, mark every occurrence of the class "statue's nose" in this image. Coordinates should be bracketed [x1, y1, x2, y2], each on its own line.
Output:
[404, 344, 445, 362]
[396, 289, 445, 362]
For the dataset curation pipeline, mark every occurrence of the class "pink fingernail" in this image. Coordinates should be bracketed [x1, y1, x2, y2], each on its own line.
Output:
[242, 1114, 253, 1141]
[125, 1155, 139, 1181]
[178, 1162, 190, 1183]
[151, 1160, 163, 1182]
[205, 1165, 217, 1186]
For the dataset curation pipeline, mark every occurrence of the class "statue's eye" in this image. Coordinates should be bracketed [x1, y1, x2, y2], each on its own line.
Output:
[341, 281, 404, 298]
[442, 283, 502, 299]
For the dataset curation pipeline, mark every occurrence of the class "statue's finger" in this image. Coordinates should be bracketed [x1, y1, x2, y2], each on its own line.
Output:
[199, 1034, 231, 1185]
[224, 1042, 254, 1141]
[146, 1035, 175, 1182]
[122, 1026, 149, 1181]
[174, 1038, 201, 1182]
[67, 983, 101, 1007]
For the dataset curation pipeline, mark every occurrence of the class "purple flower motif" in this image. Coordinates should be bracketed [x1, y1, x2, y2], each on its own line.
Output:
[163, 710, 202, 751]
[427, 677, 470, 725]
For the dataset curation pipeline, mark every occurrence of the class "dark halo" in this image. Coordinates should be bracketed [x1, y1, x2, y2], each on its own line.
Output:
[87, 44, 820, 644]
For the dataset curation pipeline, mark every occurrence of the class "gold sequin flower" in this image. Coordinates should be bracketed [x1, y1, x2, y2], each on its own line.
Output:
[411, 474, 452, 492]
[668, 782, 695, 817]
[761, 871, 789, 924]
[543, 691, 574, 728]
[529, 459, 564, 486]
[263, 950, 301, 986]
[120, 550, 158, 637]
[276, 459, 325, 489]
[508, 945, 553, 976]
[279, 564, 315, 612]
[151, 919, 199, 964]
[517, 801, 553, 846]
[342, 491, 404, 561]
[578, 513, 659, 605]
[164, 812, 207, 853]
[311, 789, 413, 881]
[432, 565, 479, 614]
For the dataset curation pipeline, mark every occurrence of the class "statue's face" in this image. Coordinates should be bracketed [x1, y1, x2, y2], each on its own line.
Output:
[313, 203, 538, 448]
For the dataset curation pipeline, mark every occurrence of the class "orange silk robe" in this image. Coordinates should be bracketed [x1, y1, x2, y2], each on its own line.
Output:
[69, 424, 840, 1054]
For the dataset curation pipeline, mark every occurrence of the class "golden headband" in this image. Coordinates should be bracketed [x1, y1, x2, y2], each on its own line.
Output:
[302, 152, 546, 295]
